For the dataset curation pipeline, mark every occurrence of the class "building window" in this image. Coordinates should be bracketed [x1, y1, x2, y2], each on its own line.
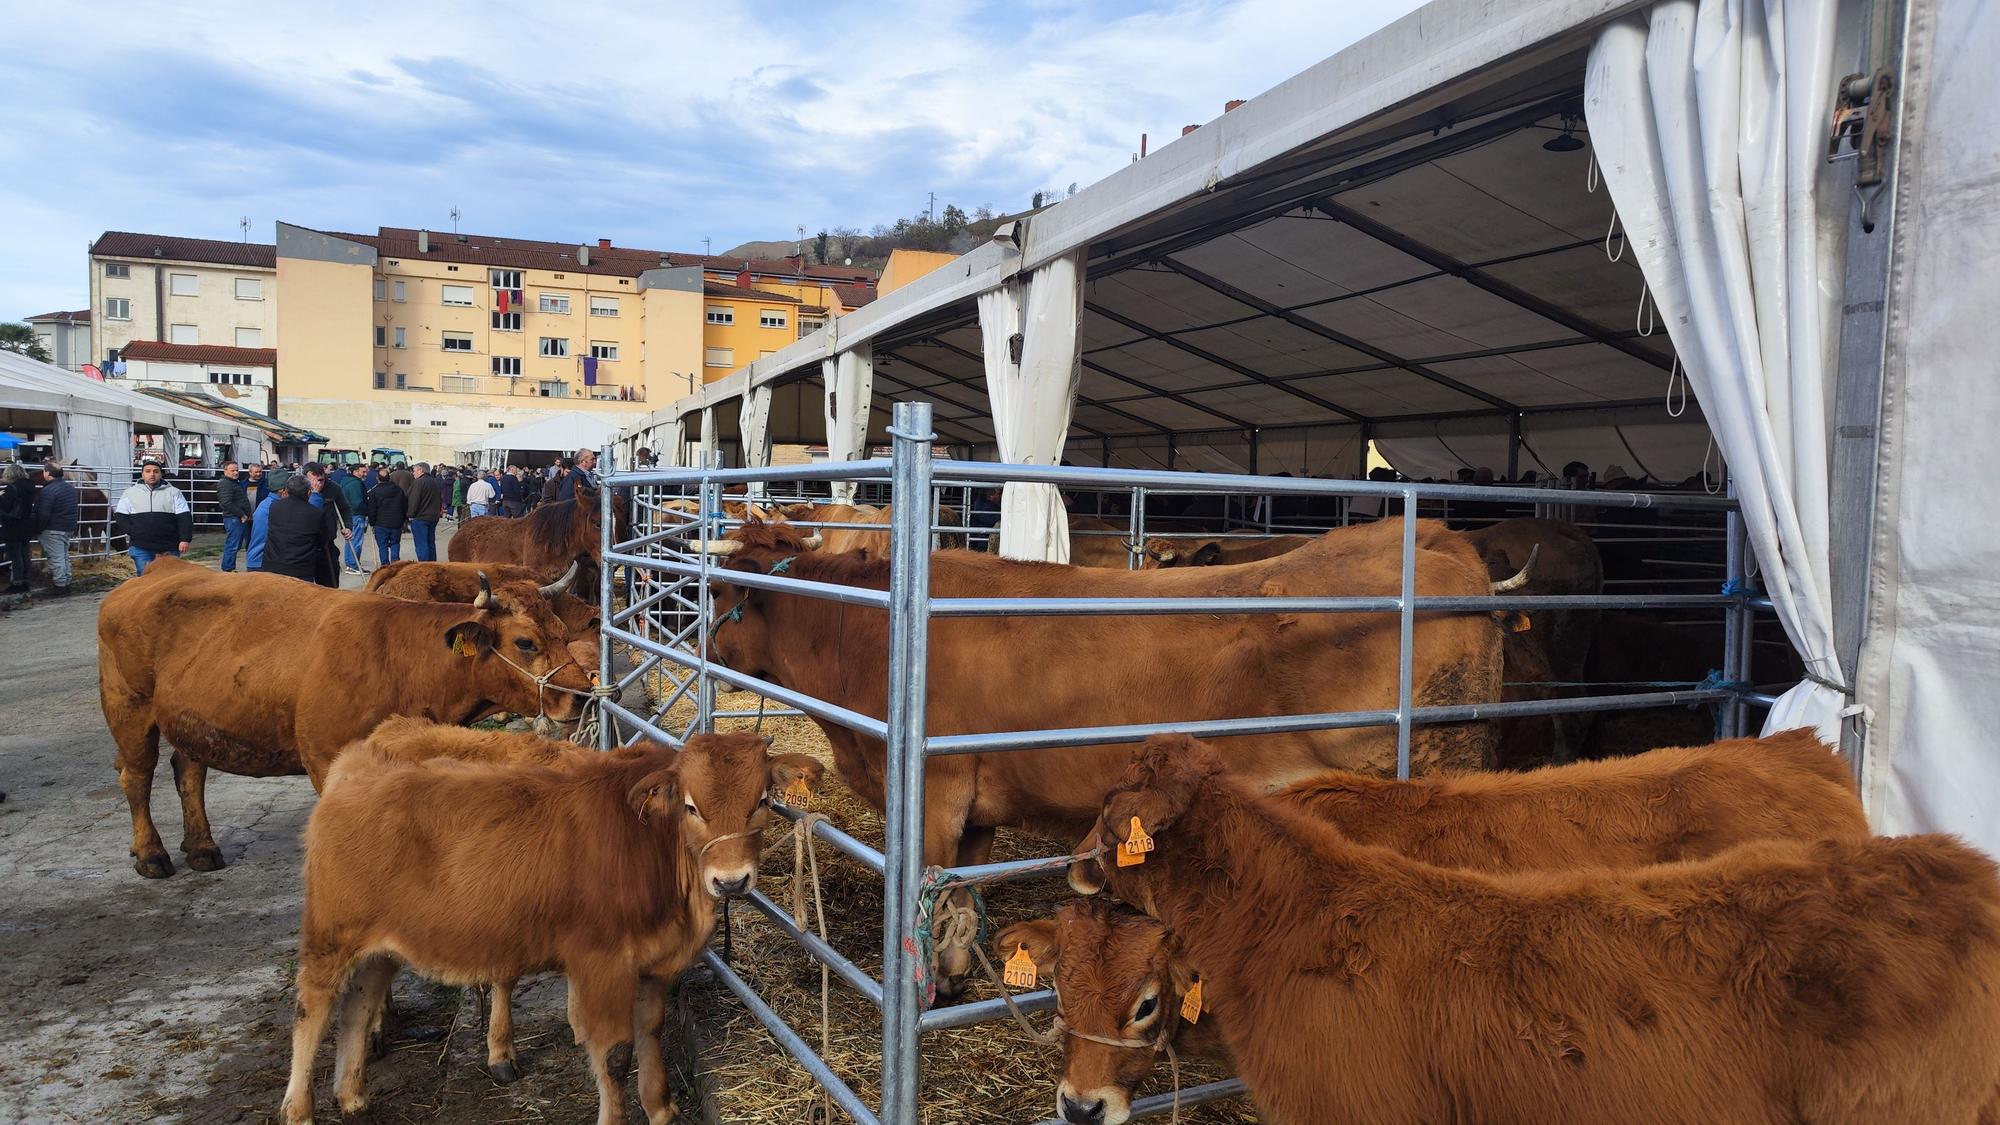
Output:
[430, 419, 450, 426]
[759, 309, 788, 330]
[235, 277, 263, 300]
[491, 356, 521, 378]
[705, 305, 734, 325]
[704, 346, 733, 368]
[374, 278, 387, 301]
[441, 375, 478, 394]
[589, 342, 618, 361]
[441, 284, 475, 307]
[208, 371, 253, 386]
[538, 337, 569, 358]
[395, 373, 408, 390]
[799, 314, 827, 336]
[104, 297, 131, 320]
[374, 372, 387, 389]
[539, 293, 571, 314]
[104, 262, 130, 279]
[490, 269, 522, 289]
[235, 327, 262, 348]
[169, 273, 198, 296]
[394, 326, 406, 349]
[170, 324, 199, 345]
[538, 380, 569, 398]
[589, 296, 619, 317]
[491, 310, 521, 331]
[393, 417, 411, 426]
[442, 332, 474, 352]
[374, 325, 387, 347]
[393, 280, 406, 302]
[488, 422, 506, 429]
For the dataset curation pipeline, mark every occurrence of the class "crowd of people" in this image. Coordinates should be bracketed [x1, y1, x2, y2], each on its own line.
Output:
[0, 448, 600, 595]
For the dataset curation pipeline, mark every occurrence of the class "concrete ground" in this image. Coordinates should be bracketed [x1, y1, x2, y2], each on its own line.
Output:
[0, 520, 644, 1124]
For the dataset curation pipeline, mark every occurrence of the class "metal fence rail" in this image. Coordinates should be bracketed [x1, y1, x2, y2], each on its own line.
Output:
[596, 402, 1769, 1124]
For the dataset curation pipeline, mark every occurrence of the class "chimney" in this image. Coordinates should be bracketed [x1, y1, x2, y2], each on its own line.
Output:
[1140, 132, 1148, 158]
[1182, 124, 1199, 137]
[597, 238, 612, 249]
[1224, 99, 1246, 113]
[578, 244, 591, 267]
[417, 229, 430, 253]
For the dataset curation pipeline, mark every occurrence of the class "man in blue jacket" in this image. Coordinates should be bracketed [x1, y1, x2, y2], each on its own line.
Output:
[34, 462, 79, 595]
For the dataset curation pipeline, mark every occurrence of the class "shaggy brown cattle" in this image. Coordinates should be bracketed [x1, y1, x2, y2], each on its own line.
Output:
[450, 486, 620, 586]
[96, 558, 591, 878]
[1086, 734, 2000, 1125]
[777, 500, 965, 554]
[1011, 728, 1866, 1123]
[280, 731, 823, 1125]
[364, 558, 599, 670]
[704, 517, 1515, 993]
[1063, 514, 1158, 569]
[1462, 518, 1603, 766]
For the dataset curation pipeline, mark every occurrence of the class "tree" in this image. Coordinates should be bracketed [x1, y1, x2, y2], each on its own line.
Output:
[973, 205, 995, 222]
[1031, 191, 1044, 209]
[940, 204, 968, 233]
[0, 323, 51, 364]
[814, 229, 831, 264]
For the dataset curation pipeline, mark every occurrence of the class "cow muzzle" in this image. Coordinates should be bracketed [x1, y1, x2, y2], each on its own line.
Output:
[1057, 1083, 1125, 1125]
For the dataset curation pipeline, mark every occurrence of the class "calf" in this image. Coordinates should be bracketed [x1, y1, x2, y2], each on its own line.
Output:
[1014, 728, 1867, 1124]
[281, 731, 823, 1125]
[1084, 735, 2000, 1125]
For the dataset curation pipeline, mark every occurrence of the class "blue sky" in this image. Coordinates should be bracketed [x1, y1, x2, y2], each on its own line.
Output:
[1, 0, 1425, 318]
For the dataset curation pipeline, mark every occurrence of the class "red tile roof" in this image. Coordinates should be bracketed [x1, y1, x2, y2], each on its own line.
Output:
[833, 283, 878, 309]
[703, 281, 803, 304]
[317, 226, 879, 289]
[92, 231, 276, 269]
[120, 340, 278, 367]
[25, 309, 90, 324]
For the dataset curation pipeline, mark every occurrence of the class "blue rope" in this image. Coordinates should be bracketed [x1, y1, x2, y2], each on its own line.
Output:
[1720, 577, 1753, 598]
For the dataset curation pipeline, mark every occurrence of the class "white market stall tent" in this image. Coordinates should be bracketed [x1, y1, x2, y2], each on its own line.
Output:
[624, 0, 1998, 858]
[459, 410, 634, 469]
[1, 348, 269, 474]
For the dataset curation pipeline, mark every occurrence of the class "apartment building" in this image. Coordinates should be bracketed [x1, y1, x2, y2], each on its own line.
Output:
[88, 232, 281, 413]
[22, 309, 90, 371]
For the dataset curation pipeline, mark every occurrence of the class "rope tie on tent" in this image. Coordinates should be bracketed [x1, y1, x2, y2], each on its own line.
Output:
[1604, 212, 1625, 262]
[1665, 357, 1688, 417]
[1586, 150, 1601, 193]
[1636, 284, 1656, 336]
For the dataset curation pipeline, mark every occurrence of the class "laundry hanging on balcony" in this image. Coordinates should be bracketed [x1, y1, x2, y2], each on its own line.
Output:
[582, 355, 598, 385]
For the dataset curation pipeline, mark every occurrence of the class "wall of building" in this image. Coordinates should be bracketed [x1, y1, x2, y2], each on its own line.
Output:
[639, 269, 705, 406]
[28, 320, 90, 370]
[878, 249, 959, 296]
[90, 257, 277, 365]
[124, 359, 277, 415]
[698, 293, 802, 381]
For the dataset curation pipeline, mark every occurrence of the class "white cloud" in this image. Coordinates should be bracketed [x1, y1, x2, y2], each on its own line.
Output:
[0, 0, 1426, 319]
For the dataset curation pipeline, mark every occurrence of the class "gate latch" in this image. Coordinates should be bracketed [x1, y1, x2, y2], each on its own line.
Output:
[1828, 68, 1896, 188]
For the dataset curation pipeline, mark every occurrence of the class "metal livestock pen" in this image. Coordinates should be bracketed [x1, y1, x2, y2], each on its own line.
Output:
[593, 401, 1775, 1123]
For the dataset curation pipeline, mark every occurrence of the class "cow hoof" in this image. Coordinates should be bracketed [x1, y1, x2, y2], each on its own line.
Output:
[134, 854, 175, 879]
[186, 846, 226, 872]
[488, 1059, 520, 1084]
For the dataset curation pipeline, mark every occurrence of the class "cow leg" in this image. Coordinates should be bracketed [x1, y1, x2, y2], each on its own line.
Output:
[487, 978, 521, 1083]
[169, 752, 225, 871]
[332, 954, 396, 1116]
[281, 951, 353, 1125]
[923, 779, 981, 1003]
[568, 966, 639, 1125]
[633, 976, 676, 1124]
[108, 710, 172, 879]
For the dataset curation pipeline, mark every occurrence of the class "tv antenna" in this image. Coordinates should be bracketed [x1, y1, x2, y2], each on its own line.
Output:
[239, 216, 251, 242]
[702, 236, 712, 257]
[450, 206, 462, 234]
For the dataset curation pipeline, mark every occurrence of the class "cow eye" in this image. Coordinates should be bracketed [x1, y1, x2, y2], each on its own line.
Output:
[514, 637, 537, 652]
[757, 794, 771, 808]
[1132, 995, 1159, 1024]
[683, 799, 700, 817]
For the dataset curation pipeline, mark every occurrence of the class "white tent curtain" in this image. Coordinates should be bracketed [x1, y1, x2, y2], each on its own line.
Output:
[739, 385, 773, 493]
[61, 412, 133, 481]
[821, 345, 873, 504]
[1586, 0, 1847, 742]
[980, 251, 1085, 562]
[696, 407, 717, 468]
[664, 418, 687, 468]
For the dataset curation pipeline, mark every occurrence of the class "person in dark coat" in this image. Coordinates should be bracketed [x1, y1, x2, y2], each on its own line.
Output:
[1, 463, 38, 594]
[332, 465, 369, 573]
[34, 462, 79, 594]
[216, 461, 255, 572]
[247, 461, 270, 506]
[364, 474, 408, 564]
[556, 447, 598, 502]
[497, 465, 526, 517]
[406, 462, 445, 562]
[263, 475, 339, 584]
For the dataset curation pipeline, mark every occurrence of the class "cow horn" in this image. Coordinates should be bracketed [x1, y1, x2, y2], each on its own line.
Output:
[1490, 544, 1539, 593]
[473, 571, 493, 609]
[802, 534, 823, 550]
[538, 560, 579, 598]
[697, 539, 743, 555]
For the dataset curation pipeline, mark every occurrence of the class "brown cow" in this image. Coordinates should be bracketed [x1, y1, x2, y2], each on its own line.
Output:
[1087, 734, 2000, 1125]
[96, 558, 592, 878]
[703, 517, 1515, 994]
[1009, 728, 1867, 1123]
[778, 500, 965, 554]
[365, 558, 599, 671]
[1462, 518, 1603, 766]
[450, 486, 619, 587]
[280, 731, 823, 1125]
[1147, 533, 1316, 568]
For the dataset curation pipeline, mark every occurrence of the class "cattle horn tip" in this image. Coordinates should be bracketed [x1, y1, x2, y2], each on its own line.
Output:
[802, 534, 823, 550]
[1491, 544, 1539, 593]
[473, 571, 493, 608]
[539, 559, 580, 598]
[698, 539, 743, 555]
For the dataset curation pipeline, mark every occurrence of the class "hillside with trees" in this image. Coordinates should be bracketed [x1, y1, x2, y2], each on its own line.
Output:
[726, 185, 1084, 271]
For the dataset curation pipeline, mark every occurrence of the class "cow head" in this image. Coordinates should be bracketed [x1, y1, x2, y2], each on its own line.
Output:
[626, 732, 824, 898]
[698, 520, 823, 682]
[441, 573, 595, 724]
[996, 901, 1196, 1125]
[1089, 734, 1224, 913]
[1144, 539, 1225, 568]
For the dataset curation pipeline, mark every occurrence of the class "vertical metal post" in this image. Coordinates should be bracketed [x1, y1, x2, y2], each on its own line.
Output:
[1720, 483, 1749, 740]
[695, 451, 723, 735]
[1506, 413, 1522, 482]
[1126, 485, 1147, 570]
[881, 402, 934, 1125]
[1396, 486, 1417, 780]
[597, 445, 616, 752]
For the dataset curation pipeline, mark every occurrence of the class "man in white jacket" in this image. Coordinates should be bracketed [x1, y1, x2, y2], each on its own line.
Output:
[113, 460, 193, 575]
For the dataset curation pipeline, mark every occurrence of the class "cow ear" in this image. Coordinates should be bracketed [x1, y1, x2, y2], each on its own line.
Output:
[1191, 542, 1224, 567]
[445, 621, 495, 657]
[993, 919, 1060, 978]
[1068, 829, 1108, 895]
[1163, 934, 1198, 997]
[627, 767, 681, 822]
[768, 753, 825, 797]
[1103, 734, 1219, 841]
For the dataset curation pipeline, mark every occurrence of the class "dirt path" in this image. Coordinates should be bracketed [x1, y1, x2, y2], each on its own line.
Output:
[0, 524, 637, 1124]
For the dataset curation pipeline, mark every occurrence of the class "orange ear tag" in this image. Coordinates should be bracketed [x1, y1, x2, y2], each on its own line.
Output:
[1180, 979, 1205, 1024]
[1116, 817, 1156, 867]
[451, 634, 477, 658]
[1003, 945, 1038, 989]
[782, 777, 813, 808]
[1507, 612, 1533, 633]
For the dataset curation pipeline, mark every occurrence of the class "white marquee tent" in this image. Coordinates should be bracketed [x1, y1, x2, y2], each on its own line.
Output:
[626, 0, 1999, 854]
[459, 410, 634, 468]
[1, 348, 270, 473]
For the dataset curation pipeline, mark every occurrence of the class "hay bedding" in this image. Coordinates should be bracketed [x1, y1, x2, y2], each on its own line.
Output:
[652, 687, 1257, 1123]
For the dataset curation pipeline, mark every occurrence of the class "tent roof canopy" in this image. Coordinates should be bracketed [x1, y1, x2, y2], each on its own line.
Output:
[0, 350, 268, 448]
[642, 0, 1707, 477]
[461, 410, 634, 456]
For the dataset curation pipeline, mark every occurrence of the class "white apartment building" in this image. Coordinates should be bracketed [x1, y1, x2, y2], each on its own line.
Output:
[89, 232, 280, 412]
[22, 309, 91, 371]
